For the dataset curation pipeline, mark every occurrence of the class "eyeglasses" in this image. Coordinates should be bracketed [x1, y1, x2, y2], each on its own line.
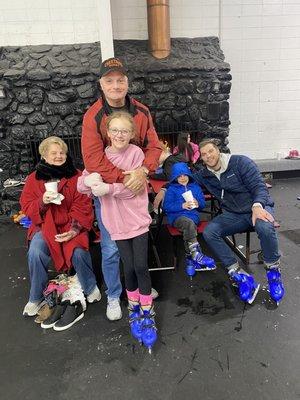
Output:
[108, 128, 132, 136]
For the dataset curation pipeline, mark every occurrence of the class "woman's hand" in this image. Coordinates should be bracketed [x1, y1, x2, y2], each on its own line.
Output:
[54, 230, 77, 242]
[43, 191, 58, 204]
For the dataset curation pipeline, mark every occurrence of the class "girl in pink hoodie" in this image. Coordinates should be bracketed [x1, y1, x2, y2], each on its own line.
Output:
[78, 111, 157, 350]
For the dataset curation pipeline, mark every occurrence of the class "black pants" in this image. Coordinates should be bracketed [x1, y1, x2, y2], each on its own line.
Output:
[173, 216, 197, 254]
[116, 232, 151, 295]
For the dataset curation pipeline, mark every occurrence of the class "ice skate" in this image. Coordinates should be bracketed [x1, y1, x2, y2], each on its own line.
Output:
[185, 256, 196, 279]
[189, 243, 216, 271]
[141, 307, 157, 354]
[128, 304, 143, 343]
[266, 267, 285, 305]
[229, 269, 260, 304]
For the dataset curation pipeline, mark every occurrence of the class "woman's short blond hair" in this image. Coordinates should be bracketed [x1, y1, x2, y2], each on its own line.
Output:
[38, 136, 68, 158]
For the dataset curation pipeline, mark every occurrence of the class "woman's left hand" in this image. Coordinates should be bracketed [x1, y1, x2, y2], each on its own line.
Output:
[55, 230, 77, 242]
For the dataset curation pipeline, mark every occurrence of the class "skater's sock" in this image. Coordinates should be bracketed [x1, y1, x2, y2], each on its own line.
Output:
[265, 259, 281, 270]
[126, 288, 140, 303]
[227, 262, 241, 276]
[140, 294, 153, 310]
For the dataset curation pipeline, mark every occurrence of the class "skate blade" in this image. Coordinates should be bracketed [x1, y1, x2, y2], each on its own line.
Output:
[247, 283, 260, 304]
[195, 264, 217, 272]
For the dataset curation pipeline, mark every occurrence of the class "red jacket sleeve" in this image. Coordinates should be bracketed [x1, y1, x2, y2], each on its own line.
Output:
[141, 110, 162, 173]
[20, 173, 46, 226]
[81, 102, 124, 184]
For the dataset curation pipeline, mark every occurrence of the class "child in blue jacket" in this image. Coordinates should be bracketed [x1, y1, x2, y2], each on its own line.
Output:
[163, 162, 216, 271]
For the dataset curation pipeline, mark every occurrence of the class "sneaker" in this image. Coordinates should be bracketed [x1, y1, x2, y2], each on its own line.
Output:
[23, 300, 45, 317]
[53, 301, 84, 331]
[151, 287, 159, 300]
[87, 286, 101, 303]
[106, 297, 122, 321]
[41, 303, 67, 329]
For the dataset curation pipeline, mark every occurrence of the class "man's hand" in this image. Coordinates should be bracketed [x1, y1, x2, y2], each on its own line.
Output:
[153, 189, 166, 210]
[252, 206, 274, 226]
[43, 191, 58, 204]
[84, 172, 102, 188]
[123, 167, 147, 194]
[55, 230, 77, 243]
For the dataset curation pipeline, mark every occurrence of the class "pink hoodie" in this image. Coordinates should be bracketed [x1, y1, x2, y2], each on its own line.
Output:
[172, 141, 200, 163]
[78, 144, 151, 240]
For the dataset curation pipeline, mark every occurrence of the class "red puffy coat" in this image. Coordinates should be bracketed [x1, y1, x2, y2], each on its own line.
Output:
[20, 171, 94, 272]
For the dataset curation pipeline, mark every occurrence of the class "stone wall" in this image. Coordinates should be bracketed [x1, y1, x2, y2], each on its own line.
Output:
[0, 37, 231, 214]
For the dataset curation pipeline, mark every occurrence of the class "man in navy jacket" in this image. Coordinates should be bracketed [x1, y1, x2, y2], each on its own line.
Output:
[193, 139, 284, 304]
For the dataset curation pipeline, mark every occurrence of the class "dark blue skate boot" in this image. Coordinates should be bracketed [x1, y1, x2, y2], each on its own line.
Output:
[141, 307, 157, 354]
[189, 243, 216, 271]
[229, 268, 260, 304]
[185, 256, 196, 279]
[128, 304, 143, 343]
[266, 267, 285, 304]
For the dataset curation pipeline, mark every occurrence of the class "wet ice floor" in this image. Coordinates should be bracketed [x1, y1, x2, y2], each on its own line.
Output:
[1, 178, 300, 400]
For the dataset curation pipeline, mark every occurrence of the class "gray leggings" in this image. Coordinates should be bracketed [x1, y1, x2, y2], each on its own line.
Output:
[173, 216, 198, 253]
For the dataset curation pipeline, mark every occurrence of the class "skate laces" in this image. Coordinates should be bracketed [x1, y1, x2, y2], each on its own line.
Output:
[141, 308, 157, 330]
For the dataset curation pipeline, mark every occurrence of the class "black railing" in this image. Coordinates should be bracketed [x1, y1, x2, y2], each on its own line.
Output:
[26, 121, 203, 172]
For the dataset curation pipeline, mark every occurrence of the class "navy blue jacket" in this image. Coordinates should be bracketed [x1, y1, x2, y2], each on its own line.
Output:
[193, 155, 274, 214]
[163, 162, 206, 225]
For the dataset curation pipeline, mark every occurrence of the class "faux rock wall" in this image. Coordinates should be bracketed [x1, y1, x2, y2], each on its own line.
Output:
[0, 37, 231, 184]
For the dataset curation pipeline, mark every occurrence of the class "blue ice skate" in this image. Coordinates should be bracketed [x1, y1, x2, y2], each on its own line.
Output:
[193, 251, 217, 272]
[189, 243, 216, 271]
[185, 257, 196, 279]
[266, 268, 285, 304]
[229, 271, 260, 304]
[128, 305, 143, 343]
[141, 308, 157, 354]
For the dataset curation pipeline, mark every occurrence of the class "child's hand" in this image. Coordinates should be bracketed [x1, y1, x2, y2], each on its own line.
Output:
[182, 201, 194, 210]
[91, 182, 110, 197]
[193, 199, 199, 208]
[84, 172, 102, 188]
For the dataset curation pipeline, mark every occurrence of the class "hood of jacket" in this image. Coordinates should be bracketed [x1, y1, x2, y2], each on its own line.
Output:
[170, 162, 194, 183]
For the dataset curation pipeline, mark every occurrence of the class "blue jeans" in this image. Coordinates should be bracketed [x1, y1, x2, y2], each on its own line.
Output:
[94, 197, 122, 299]
[28, 231, 97, 302]
[203, 206, 280, 269]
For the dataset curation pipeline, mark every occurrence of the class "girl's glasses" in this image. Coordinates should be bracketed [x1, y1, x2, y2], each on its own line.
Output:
[109, 128, 131, 136]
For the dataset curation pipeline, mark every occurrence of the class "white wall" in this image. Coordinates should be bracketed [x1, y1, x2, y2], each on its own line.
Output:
[1, 0, 300, 159]
[0, 0, 100, 45]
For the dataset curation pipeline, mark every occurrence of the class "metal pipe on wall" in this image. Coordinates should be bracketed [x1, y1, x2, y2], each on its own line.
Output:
[147, 0, 170, 59]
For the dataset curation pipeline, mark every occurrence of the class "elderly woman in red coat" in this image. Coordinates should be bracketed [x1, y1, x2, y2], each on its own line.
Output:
[20, 136, 101, 321]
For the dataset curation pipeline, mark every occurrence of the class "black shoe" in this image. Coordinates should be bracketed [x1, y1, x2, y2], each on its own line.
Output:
[41, 303, 67, 329]
[53, 301, 84, 331]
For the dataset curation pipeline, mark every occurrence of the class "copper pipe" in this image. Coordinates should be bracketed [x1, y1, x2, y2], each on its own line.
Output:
[147, 0, 170, 59]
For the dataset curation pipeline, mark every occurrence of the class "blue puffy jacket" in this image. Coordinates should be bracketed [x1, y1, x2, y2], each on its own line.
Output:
[163, 162, 206, 225]
[193, 155, 274, 214]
